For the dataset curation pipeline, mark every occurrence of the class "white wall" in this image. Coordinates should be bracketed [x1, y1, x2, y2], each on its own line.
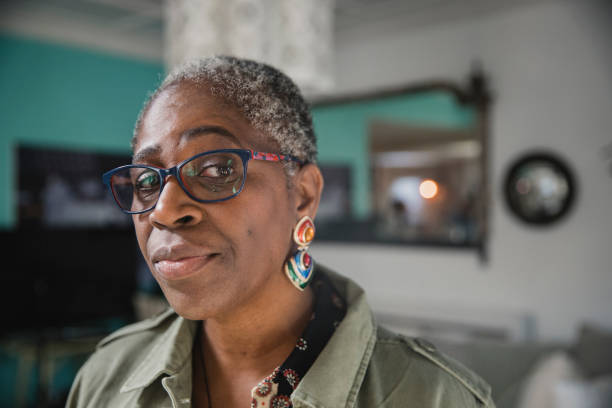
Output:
[312, 0, 612, 342]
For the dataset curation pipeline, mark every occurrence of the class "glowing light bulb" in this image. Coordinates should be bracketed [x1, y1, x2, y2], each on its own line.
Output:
[419, 179, 439, 199]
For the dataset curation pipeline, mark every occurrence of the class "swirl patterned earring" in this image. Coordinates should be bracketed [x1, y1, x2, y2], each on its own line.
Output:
[284, 216, 315, 291]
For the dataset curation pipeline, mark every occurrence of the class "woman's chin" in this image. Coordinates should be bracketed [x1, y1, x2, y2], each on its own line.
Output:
[161, 287, 231, 322]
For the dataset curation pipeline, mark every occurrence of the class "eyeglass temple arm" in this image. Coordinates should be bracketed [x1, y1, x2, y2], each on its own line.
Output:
[250, 149, 304, 165]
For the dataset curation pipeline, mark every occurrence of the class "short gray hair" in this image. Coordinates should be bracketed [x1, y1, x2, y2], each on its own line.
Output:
[133, 56, 317, 173]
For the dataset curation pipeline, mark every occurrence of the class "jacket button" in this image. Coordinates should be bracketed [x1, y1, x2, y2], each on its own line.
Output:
[416, 338, 437, 353]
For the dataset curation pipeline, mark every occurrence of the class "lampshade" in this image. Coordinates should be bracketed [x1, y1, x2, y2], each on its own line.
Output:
[164, 0, 335, 94]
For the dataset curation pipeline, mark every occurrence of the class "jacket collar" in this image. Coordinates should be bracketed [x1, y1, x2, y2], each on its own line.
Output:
[292, 266, 378, 408]
[120, 312, 197, 393]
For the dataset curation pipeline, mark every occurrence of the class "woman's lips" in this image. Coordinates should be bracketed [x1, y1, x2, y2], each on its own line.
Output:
[154, 254, 216, 280]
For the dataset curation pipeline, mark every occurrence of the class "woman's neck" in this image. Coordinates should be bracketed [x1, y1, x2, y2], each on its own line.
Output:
[198, 274, 314, 408]
[204, 281, 313, 365]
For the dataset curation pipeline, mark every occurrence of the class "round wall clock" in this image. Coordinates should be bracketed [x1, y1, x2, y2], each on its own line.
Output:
[504, 152, 576, 225]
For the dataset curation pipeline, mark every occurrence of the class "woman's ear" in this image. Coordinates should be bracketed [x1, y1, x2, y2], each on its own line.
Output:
[294, 164, 324, 219]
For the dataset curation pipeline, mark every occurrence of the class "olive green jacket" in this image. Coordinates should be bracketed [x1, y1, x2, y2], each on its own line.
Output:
[67, 266, 494, 407]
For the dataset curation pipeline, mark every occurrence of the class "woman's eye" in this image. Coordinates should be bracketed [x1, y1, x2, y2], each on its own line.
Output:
[185, 156, 238, 180]
[135, 171, 160, 190]
[201, 165, 234, 178]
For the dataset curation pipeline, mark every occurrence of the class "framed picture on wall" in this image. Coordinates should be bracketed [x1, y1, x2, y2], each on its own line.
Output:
[18, 145, 132, 227]
[317, 165, 352, 220]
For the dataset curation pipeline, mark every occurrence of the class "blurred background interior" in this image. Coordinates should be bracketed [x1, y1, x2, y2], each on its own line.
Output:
[1, 0, 611, 407]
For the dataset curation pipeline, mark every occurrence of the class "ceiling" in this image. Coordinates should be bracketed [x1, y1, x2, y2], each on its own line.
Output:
[0, 0, 553, 62]
[2, 0, 164, 33]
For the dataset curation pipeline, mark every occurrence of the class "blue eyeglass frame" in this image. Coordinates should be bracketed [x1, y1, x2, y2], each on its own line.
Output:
[102, 148, 303, 214]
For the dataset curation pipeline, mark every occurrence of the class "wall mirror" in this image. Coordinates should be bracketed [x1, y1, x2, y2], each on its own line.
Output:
[311, 70, 491, 257]
[504, 151, 576, 226]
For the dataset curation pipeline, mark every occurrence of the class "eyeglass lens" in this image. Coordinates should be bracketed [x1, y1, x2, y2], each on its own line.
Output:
[110, 151, 246, 212]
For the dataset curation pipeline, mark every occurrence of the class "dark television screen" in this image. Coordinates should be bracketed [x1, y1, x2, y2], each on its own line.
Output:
[0, 227, 138, 336]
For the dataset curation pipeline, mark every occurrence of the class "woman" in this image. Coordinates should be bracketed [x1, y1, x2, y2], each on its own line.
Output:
[67, 56, 494, 407]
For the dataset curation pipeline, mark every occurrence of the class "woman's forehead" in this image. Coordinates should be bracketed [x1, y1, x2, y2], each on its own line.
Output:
[146, 82, 239, 126]
[137, 82, 277, 154]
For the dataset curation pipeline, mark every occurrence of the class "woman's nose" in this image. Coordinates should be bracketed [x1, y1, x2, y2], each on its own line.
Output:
[148, 177, 204, 229]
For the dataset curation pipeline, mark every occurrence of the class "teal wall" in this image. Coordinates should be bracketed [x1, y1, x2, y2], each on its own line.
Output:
[0, 34, 164, 228]
[313, 92, 475, 217]
[0, 34, 475, 226]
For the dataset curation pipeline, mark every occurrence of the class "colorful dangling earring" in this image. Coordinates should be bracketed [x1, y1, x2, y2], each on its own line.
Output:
[284, 216, 315, 291]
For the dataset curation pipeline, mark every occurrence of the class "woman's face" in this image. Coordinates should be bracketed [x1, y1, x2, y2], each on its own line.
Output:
[132, 81, 306, 320]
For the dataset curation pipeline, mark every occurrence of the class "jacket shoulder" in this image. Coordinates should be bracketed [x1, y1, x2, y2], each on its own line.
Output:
[372, 326, 494, 407]
[96, 307, 175, 349]
[67, 308, 185, 407]
[401, 335, 492, 405]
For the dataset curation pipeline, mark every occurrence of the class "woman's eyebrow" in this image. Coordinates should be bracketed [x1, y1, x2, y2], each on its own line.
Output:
[132, 145, 162, 164]
[180, 125, 243, 147]
[132, 125, 243, 164]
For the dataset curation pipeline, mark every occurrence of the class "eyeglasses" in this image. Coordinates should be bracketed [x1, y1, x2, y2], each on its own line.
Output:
[102, 148, 303, 214]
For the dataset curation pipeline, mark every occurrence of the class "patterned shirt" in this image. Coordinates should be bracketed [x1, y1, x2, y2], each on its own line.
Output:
[249, 272, 347, 408]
